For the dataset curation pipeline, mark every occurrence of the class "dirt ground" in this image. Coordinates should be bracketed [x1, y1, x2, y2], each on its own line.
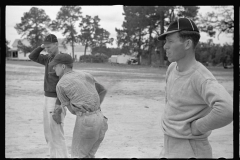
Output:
[5, 61, 233, 158]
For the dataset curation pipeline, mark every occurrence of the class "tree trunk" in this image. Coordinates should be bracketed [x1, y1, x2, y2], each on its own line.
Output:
[137, 30, 142, 65]
[159, 10, 165, 67]
[137, 51, 141, 65]
[84, 42, 88, 62]
[159, 41, 165, 67]
[71, 41, 74, 61]
[148, 48, 152, 65]
[148, 28, 153, 66]
[84, 43, 88, 56]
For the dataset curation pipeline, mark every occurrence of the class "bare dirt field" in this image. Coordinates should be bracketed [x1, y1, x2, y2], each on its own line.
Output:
[5, 60, 233, 158]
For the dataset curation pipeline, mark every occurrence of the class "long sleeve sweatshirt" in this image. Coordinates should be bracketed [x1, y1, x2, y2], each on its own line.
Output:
[28, 46, 60, 105]
[161, 62, 233, 139]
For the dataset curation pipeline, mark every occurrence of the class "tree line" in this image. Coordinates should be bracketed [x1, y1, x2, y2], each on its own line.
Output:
[6, 6, 233, 67]
[115, 6, 233, 66]
[10, 6, 113, 60]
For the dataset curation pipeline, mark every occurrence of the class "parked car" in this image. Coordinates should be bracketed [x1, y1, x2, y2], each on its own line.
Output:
[127, 58, 138, 65]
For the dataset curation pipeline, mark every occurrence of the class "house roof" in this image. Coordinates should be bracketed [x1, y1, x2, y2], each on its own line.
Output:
[12, 39, 31, 48]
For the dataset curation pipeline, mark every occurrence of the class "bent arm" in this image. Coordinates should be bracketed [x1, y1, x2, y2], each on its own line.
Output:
[95, 82, 107, 104]
[28, 46, 48, 65]
[65, 104, 76, 115]
[195, 80, 233, 134]
[56, 84, 75, 114]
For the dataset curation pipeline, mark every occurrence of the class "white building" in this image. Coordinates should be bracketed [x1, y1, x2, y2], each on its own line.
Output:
[8, 38, 31, 60]
[109, 55, 118, 63]
[57, 38, 91, 61]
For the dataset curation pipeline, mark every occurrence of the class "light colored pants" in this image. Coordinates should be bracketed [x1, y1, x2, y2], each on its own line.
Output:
[71, 110, 108, 158]
[160, 134, 212, 158]
[43, 96, 69, 158]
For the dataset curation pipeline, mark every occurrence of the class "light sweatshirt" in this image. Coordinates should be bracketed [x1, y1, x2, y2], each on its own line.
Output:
[161, 61, 233, 139]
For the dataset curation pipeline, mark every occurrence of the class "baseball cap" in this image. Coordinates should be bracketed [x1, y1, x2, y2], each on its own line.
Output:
[158, 17, 199, 41]
[49, 53, 74, 67]
[43, 34, 58, 44]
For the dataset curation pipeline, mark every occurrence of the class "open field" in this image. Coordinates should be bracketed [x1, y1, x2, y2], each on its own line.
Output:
[5, 60, 233, 158]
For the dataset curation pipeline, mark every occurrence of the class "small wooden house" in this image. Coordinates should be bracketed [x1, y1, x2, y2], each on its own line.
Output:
[8, 39, 31, 60]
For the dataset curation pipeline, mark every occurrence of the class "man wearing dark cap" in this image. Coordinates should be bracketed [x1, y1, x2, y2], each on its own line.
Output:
[158, 17, 233, 158]
[28, 34, 69, 158]
[49, 53, 108, 158]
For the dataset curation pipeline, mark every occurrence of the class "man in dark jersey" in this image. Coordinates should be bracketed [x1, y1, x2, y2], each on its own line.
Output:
[28, 34, 68, 158]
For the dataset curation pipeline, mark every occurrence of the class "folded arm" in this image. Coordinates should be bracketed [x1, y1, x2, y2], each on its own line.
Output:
[194, 79, 233, 134]
[56, 84, 77, 115]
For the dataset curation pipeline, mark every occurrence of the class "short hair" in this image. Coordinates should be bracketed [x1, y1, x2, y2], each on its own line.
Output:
[178, 30, 200, 49]
[64, 63, 73, 69]
[58, 63, 73, 69]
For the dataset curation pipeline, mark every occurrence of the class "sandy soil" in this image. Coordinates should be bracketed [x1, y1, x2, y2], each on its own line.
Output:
[5, 61, 233, 158]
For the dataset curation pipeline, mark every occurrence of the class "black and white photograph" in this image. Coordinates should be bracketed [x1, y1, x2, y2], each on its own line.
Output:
[5, 5, 234, 158]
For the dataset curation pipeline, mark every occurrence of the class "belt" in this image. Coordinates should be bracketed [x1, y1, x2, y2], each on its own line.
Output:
[76, 109, 101, 116]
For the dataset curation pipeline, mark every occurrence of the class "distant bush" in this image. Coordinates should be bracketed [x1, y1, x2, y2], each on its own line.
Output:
[195, 42, 233, 66]
[79, 54, 109, 63]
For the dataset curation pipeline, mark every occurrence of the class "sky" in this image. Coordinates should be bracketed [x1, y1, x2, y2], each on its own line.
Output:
[5, 5, 233, 48]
